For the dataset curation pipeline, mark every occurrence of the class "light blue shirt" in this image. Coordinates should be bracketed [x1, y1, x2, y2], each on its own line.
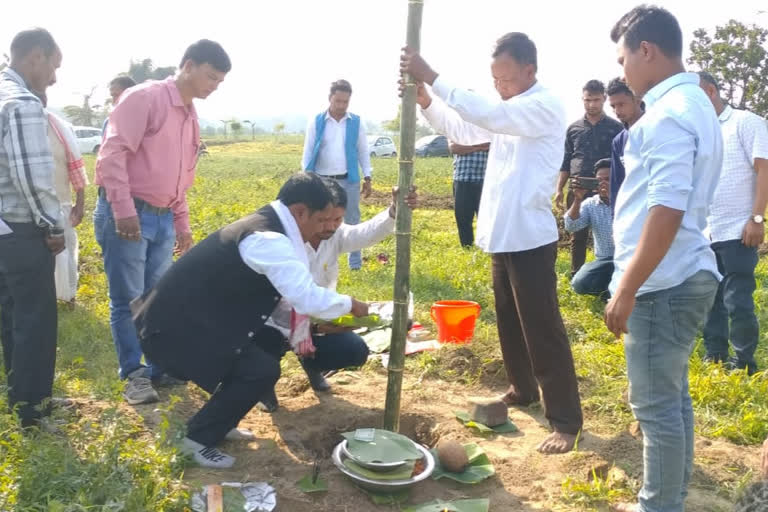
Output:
[564, 196, 614, 258]
[610, 72, 723, 297]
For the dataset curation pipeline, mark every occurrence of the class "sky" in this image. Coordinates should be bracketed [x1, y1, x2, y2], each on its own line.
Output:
[2, 0, 766, 129]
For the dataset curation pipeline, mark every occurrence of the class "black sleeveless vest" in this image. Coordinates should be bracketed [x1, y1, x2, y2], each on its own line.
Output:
[134, 204, 287, 391]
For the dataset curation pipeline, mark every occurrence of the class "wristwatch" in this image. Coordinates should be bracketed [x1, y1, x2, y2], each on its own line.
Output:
[752, 215, 765, 224]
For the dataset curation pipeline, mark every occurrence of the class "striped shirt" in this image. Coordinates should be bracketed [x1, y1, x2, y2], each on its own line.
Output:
[453, 149, 489, 182]
[0, 69, 61, 229]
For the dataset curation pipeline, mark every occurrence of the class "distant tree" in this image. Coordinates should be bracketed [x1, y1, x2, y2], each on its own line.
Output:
[219, 119, 229, 137]
[243, 121, 266, 139]
[203, 125, 216, 137]
[384, 106, 432, 138]
[415, 123, 434, 139]
[230, 121, 242, 138]
[384, 106, 401, 133]
[689, 20, 768, 116]
[243, 120, 257, 140]
[152, 66, 177, 80]
[127, 58, 176, 83]
[274, 122, 286, 135]
[62, 87, 105, 127]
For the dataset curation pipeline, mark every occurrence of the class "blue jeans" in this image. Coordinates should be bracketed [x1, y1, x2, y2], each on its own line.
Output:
[304, 331, 370, 371]
[571, 256, 613, 297]
[702, 240, 759, 373]
[625, 270, 717, 512]
[93, 195, 175, 379]
[340, 178, 361, 269]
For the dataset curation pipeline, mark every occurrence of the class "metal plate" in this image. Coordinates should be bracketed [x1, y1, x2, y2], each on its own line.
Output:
[340, 440, 409, 472]
[332, 441, 435, 493]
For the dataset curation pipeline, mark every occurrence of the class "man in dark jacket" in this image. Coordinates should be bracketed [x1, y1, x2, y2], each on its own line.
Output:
[132, 173, 368, 468]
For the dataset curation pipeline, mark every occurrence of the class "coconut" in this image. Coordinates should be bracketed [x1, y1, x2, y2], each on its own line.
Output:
[436, 439, 469, 473]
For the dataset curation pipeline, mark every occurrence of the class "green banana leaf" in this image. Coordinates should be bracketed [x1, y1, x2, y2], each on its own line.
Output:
[341, 429, 422, 463]
[360, 487, 411, 505]
[314, 313, 384, 329]
[454, 411, 519, 434]
[221, 487, 247, 510]
[342, 459, 415, 481]
[296, 474, 328, 493]
[402, 499, 490, 512]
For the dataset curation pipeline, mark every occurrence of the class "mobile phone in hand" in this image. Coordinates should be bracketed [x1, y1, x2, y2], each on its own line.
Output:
[575, 177, 599, 191]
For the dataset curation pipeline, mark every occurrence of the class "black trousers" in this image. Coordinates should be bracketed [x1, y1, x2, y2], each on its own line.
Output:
[566, 190, 589, 275]
[453, 181, 483, 247]
[0, 222, 57, 427]
[491, 242, 583, 435]
[255, 326, 369, 371]
[185, 340, 281, 447]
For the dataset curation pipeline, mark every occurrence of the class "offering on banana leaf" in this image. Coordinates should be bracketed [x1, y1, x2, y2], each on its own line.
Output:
[314, 301, 395, 329]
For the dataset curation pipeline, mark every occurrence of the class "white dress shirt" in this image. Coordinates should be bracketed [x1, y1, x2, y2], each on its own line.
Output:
[610, 73, 723, 296]
[707, 105, 768, 243]
[264, 208, 394, 336]
[422, 77, 567, 253]
[237, 201, 352, 320]
[301, 111, 373, 178]
[307, 209, 394, 290]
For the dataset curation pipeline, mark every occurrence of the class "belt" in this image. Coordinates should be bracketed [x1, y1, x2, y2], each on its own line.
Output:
[98, 187, 171, 215]
[322, 173, 348, 180]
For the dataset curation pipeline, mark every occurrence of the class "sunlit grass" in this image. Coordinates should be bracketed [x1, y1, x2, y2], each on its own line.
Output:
[0, 137, 765, 508]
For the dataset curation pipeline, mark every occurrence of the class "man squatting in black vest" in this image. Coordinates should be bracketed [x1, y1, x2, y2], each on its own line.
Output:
[131, 173, 369, 468]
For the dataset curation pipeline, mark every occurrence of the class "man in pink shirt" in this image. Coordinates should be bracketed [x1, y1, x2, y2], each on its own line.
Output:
[94, 39, 230, 405]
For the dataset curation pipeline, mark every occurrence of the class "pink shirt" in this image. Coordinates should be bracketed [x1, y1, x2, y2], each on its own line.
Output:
[95, 77, 199, 233]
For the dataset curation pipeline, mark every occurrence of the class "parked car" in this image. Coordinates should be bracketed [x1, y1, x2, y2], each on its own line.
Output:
[74, 126, 103, 154]
[367, 135, 397, 158]
[414, 134, 450, 157]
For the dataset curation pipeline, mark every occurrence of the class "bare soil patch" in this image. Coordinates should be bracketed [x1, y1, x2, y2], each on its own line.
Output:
[114, 368, 760, 511]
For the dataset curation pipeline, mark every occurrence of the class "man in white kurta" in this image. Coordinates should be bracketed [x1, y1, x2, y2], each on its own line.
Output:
[401, 32, 583, 454]
[256, 181, 418, 411]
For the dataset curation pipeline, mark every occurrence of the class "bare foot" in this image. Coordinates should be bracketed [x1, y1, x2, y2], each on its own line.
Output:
[499, 388, 538, 407]
[612, 503, 638, 512]
[536, 431, 577, 454]
[761, 437, 768, 480]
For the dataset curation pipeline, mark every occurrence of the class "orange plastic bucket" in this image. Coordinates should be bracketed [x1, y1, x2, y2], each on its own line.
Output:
[430, 300, 481, 344]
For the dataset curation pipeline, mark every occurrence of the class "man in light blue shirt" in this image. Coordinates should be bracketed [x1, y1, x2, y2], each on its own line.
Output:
[606, 6, 723, 512]
[564, 159, 614, 298]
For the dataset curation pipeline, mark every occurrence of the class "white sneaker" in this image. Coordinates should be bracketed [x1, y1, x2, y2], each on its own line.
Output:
[180, 437, 235, 469]
[224, 428, 255, 441]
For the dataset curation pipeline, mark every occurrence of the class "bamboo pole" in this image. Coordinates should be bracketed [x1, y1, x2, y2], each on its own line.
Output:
[383, 0, 424, 433]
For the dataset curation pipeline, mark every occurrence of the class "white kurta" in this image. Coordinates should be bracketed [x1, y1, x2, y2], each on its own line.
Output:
[306, 209, 395, 290]
[49, 130, 78, 302]
[237, 201, 353, 320]
[422, 77, 567, 253]
[266, 208, 395, 336]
